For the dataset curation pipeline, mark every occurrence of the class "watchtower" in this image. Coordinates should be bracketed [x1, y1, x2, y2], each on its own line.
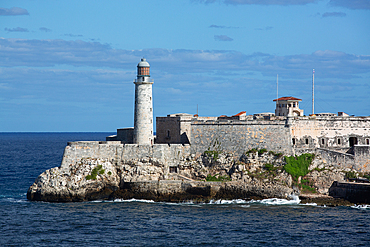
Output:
[133, 58, 154, 145]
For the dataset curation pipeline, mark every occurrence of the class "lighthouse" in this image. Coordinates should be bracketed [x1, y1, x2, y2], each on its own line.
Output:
[133, 58, 154, 145]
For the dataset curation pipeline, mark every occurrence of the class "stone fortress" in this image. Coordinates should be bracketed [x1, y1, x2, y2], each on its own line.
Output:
[28, 58, 370, 203]
[101, 58, 370, 172]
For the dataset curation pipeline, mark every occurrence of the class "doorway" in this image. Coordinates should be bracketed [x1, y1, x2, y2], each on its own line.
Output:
[349, 137, 358, 147]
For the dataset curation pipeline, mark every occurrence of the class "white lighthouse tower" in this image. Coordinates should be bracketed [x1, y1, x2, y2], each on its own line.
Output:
[133, 58, 154, 145]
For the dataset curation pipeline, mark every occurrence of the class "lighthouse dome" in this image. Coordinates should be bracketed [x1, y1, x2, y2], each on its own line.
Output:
[137, 58, 150, 67]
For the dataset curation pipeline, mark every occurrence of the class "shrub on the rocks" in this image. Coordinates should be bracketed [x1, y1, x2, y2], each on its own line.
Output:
[86, 164, 104, 180]
[204, 150, 221, 161]
[283, 153, 314, 181]
[206, 174, 231, 182]
[345, 171, 357, 179]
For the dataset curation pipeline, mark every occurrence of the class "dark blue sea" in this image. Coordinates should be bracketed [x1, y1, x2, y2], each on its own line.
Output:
[0, 133, 369, 246]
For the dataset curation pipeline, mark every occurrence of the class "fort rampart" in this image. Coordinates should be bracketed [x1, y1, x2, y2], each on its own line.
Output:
[190, 119, 292, 157]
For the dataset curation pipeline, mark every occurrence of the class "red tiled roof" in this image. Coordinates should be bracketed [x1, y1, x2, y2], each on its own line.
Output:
[232, 111, 246, 117]
[273, 96, 302, 102]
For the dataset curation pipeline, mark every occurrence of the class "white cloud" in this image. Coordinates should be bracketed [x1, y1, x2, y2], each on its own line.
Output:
[322, 12, 346, 17]
[329, 0, 370, 10]
[0, 7, 29, 16]
[195, 0, 320, 5]
[39, 27, 52, 32]
[1, 38, 369, 81]
[214, 35, 234, 41]
[4, 27, 29, 32]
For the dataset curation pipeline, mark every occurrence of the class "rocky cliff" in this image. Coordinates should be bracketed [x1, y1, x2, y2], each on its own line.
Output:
[27, 149, 356, 203]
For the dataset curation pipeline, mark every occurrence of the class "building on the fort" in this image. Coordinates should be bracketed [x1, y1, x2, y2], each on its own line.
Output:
[106, 58, 370, 171]
[273, 96, 304, 117]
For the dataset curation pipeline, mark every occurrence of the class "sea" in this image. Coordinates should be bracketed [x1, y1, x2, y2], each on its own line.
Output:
[0, 132, 369, 246]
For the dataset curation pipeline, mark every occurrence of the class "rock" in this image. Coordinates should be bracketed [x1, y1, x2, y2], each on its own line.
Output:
[27, 158, 120, 202]
[27, 150, 359, 203]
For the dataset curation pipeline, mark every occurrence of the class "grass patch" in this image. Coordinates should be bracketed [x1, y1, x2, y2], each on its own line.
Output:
[206, 174, 231, 182]
[299, 178, 316, 193]
[345, 171, 357, 179]
[204, 150, 221, 161]
[247, 148, 282, 157]
[283, 153, 315, 182]
[313, 167, 326, 172]
[86, 164, 105, 180]
[258, 148, 268, 155]
[246, 148, 258, 156]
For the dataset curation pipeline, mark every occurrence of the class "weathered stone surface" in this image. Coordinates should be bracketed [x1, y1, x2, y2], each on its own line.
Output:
[27, 145, 365, 203]
[27, 158, 120, 202]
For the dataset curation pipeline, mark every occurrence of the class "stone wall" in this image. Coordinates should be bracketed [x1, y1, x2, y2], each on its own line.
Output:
[354, 145, 370, 172]
[61, 141, 124, 169]
[290, 116, 370, 149]
[315, 148, 355, 170]
[329, 181, 370, 203]
[61, 141, 190, 171]
[190, 119, 293, 157]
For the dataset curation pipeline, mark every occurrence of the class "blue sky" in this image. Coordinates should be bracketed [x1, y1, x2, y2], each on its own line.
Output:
[1, 0, 369, 132]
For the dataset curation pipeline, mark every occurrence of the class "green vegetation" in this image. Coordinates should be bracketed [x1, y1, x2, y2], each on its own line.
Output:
[108, 171, 112, 176]
[246, 148, 258, 156]
[313, 167, 326, 172]
[283, 153, 315, 181]
[86, 164, 105, 180]
[204, 150, 221, 161]
[206, 174, 231, 182]
[299, 178, 316, 193]
[205, 138, 222, 160]
[345, 171, 357, 179]
[246, 148, 283, 158]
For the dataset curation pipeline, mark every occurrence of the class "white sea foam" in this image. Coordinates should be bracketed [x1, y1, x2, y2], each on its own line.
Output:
[302, 203, 318, 206]
[351, 204, 370, 210]
[113, 198, 155, 203]
[3, 197, 28, 203]
[249, 194, 301, 205]
[208, 199, 249, 204]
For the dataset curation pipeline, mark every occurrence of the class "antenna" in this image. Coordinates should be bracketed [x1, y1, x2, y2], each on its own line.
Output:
[276, 74, 279, 116]
[312, 69, 315, 115]
[197, 104, 198, 116]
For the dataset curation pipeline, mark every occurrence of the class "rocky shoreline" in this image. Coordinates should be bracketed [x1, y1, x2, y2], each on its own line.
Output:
[27, 150, 361, 205]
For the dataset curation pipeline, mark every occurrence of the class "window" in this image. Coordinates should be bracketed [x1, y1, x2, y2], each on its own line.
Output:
[292, 138, 296, 145]
[305, 138, 309, 145]
[169, 167, 178, 173]
[167, 130, 170, 138]
[293, 103, 296, 107]
[288, 104, 291, 107]
[367, 139, 370, 145]
[337, 139, 341, 145]
[321, 139, 325, 145]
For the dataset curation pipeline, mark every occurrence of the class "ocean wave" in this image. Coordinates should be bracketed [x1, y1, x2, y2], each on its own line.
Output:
[2, 197, 29, 203]
[208, 199, 248, 204]
[351, 204, 370, 210]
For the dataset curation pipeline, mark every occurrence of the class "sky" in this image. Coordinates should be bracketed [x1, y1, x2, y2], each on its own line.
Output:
[1, 0, 369, 132]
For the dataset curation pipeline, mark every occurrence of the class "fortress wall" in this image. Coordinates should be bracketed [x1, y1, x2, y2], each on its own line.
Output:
[60, 141, 190, 170]
[354, 146, 370, 172]
[291, 117, 370, 148]
[60, 141, 124, 168]
[121, 144, 191, 167]
[316, 148, 356, 170]
[190, 120, 293, 157]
